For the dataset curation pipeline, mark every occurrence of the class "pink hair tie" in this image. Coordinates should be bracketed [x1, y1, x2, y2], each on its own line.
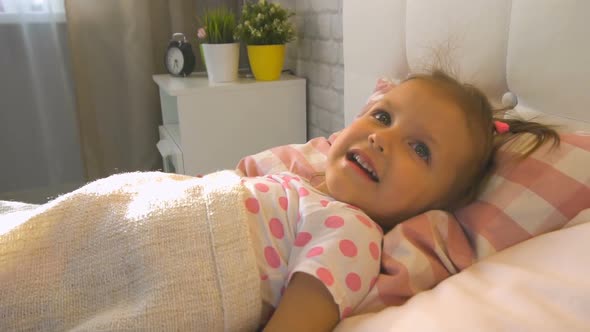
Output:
[494, 120, 510, 134]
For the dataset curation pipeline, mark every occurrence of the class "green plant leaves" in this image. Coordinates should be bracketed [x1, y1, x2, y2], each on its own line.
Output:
[234, 0, 296, 45]
[200, 7, 236, 44]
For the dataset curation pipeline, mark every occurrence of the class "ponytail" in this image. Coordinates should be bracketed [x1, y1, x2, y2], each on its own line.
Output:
[492, 113, 561, 159]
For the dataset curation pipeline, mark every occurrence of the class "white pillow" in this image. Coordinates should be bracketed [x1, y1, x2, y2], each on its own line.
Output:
[335, 210, 590, 332]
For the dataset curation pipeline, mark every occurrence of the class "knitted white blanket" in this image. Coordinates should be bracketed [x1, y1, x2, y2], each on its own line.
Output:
[0, 171, 261, 331]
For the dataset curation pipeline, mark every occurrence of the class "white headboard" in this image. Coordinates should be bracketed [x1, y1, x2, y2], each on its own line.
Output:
[343, 0, 590, 132]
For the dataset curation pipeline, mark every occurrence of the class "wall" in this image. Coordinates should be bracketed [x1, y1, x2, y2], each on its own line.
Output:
[285, 0, 344, 139]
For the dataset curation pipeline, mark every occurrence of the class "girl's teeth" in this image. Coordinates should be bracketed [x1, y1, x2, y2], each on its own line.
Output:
[353, 154, 378, 179]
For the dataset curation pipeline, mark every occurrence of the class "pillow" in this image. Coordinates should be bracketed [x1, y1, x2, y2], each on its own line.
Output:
[456, 133, 590, 258]
[235, 133, 337, 180]
[234, 81, 590, 314]
[336, 215, 590, 332]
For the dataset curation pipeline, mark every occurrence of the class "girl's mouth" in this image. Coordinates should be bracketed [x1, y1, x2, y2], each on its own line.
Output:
[346, 151, 380, 182]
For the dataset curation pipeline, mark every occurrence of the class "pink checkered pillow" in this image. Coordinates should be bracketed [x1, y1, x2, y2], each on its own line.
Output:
[236, 134, 336, 179]
[455, 133, 590, 258]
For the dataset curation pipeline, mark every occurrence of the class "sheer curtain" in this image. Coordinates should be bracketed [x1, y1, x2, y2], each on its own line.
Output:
[0, 0, 84, 198]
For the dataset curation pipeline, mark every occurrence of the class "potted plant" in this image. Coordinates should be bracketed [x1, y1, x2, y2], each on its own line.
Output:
[234, 0, 296, 81]
[198, 7, 239, 83]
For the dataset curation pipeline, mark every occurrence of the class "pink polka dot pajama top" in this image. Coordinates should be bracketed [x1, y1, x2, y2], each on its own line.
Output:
[242, 172, 383, 320]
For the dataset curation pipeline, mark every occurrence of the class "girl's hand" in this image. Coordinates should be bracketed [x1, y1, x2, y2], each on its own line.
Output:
[264, 272, 340, 332]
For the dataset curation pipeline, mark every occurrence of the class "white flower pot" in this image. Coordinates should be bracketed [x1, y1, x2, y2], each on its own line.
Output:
[201, 43, 240, 83]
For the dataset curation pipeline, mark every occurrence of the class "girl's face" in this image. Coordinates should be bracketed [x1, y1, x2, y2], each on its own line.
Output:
[324, 79, 475, 229]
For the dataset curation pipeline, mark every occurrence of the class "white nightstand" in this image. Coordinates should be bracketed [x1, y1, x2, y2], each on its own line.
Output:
[153, 73, 307, 175]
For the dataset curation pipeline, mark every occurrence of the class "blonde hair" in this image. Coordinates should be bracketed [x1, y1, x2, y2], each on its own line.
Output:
[405, 70, 560, 210]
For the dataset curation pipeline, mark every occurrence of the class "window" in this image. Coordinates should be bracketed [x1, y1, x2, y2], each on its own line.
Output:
[0, 0, 65, 23]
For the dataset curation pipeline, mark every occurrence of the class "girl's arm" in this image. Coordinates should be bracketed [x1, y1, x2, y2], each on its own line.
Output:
[264, 272, 339, 332]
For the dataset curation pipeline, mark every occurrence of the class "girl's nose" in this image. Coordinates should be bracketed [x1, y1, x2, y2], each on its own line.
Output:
[368, 133, 385, 152]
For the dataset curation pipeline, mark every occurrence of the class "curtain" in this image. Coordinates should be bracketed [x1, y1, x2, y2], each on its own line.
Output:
[65, 0, 240, 180]
[0, 0, 84, 194]
[0, 0, 241, 198]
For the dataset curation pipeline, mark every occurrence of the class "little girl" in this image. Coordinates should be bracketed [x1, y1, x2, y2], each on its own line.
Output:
[263, 70, 559, 331]
[0, 70, 558, 332]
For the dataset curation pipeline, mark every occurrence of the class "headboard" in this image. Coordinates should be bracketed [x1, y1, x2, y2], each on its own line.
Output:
[343, 0, 590, 132]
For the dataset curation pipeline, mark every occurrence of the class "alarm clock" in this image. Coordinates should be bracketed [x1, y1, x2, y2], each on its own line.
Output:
[164, 33, 195, 77]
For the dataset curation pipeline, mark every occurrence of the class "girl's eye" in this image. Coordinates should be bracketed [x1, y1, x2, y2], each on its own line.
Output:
[372, 110, 391, 126]
[412, 142, 431, 163]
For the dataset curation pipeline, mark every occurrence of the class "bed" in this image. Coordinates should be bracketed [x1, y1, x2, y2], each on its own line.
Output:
[338, 0, 590, 330]
[240, 0, 590, 330]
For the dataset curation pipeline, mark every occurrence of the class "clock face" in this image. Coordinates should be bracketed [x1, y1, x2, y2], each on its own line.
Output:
[165, 47, 185, 75]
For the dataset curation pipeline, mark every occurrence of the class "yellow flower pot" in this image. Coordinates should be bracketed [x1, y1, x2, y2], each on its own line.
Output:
[247, 44, 285, 81]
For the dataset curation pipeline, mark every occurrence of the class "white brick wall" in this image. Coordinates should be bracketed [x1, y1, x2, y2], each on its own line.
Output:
[284, 0, 344, 139]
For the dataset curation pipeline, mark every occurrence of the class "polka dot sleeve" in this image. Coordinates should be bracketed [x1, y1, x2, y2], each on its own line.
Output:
[286, 196, 382, 318]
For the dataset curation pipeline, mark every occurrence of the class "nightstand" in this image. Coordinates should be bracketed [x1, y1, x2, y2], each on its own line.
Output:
[153, 73, 307, 175]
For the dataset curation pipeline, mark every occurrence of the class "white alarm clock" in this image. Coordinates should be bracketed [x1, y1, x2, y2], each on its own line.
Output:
[165, 33, 195, 77]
